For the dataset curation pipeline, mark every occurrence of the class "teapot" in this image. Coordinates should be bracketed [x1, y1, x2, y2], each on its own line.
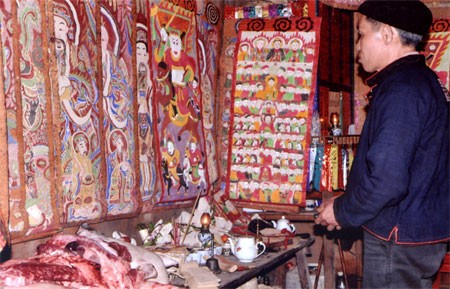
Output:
[228, 236, 266, 263]
[271, 216, 296, 233]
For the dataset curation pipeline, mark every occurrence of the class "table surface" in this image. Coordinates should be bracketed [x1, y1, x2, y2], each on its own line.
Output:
[217, 237, 314, 289]
[257, 210, 318, 222]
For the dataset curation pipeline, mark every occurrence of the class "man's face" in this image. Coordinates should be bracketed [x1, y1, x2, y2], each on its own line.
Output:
[356, 15, 385, 73]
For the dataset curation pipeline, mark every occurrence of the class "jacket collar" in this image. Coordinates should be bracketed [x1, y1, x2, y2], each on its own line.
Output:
[366, 54, 426, 88]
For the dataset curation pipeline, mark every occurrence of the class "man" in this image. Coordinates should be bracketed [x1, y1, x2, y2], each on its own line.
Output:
[315, 1, 450, 288]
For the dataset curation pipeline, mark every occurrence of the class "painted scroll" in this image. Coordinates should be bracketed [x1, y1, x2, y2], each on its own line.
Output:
[217, 18, 238, 188]
[136, 0, 161, 213]
[150, 1, 209, 203]
[226, 17, 321, 207]
[0, 6, 10, 251]
[423, 18, 450, 90]
[11, 0, 59, 239]
[101, 0, 141, 218]
[0, 1, 22, 237]
[196, 1, 221, 186]
[53, 0, 105, 224]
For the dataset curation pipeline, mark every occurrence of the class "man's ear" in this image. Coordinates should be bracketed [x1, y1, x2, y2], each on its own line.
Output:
[381, 24, 395, 44]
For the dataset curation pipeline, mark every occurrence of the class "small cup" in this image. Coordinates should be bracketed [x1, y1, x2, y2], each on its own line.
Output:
[305, 199, 316, 211]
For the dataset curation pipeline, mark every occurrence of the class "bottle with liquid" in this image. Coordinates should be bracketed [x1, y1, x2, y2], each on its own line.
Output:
[336, 271, 346, 289]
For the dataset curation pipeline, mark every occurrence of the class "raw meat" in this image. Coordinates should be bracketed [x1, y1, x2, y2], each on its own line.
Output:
[38, 234, 141, 289]
[76, 226, 170, 284]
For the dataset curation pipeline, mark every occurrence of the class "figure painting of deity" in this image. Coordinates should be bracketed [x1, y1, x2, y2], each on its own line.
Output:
[227, 26, 318, 207]
[136, 22, 158, 201]
[266, 37, 285, 62]
[183, 136, 206, 189]
[69, 132, 99, 218]
[151, 2, 209, 201]
[107, 129, 134, 207]
[161, 133, 187, 195]
[53, 0, 103, 223]
[101, 3, 137, 215]
[101, 16, 130, 130]
[54, 0, 93, 126]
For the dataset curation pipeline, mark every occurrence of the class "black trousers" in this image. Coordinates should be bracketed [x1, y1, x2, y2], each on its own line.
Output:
[363, 231, 447, 289]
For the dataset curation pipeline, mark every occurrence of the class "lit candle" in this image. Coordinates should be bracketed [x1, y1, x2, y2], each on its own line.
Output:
[330, 112, 339, 128]
[200, 212, 211, 229]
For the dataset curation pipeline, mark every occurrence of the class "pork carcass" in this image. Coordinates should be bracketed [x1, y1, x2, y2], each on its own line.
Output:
[76, 226, 170, 284]
[0, 253, 106, 289]
[38, 234, 142, 289]
[1, 282, 74, 289]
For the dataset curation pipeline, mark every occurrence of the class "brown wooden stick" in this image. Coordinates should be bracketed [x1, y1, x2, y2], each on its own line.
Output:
[181, 189, 204, 245]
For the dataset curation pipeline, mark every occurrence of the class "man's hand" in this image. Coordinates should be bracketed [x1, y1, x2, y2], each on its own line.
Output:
[314, 196, 342, 231]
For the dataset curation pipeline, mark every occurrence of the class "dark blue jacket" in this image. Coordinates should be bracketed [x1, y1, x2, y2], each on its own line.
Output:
[334, 54, 450, 244]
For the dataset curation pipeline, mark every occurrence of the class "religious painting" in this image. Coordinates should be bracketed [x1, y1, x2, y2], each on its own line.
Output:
[53, 0, 105, 225]
[195, 1, 222, 186]
[0, 1, 23, 236]
[423, 18, 450, 90]
[136, 0, 162, 213]
[0, 4, 11, 250]
[100, 1, 141, 218]
[149, 0, 209, 203]
[217, 18, 239, 186]
[226, 17, 321, 208]
[9, 0, 59, 239]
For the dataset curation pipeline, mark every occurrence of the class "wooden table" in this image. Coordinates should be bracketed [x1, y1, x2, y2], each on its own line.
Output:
[217, 237, 314, 289]
[258, 207, 363, 289]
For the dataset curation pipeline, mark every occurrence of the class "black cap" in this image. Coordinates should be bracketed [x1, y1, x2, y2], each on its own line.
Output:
[358, 0, 432, 37]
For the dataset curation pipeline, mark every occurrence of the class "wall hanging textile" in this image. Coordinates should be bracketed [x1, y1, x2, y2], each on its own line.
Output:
[223, 1, 314, 20]
[195, 1, 222, 188]
[52, 0, 106, 225]
[136, 0, 162, 213]
[0, 1, 17, 239]
[423, 18, 450, 91]
[216, 18, 239, 189]
[0, 20, 9, 251]
[150, 0, 210, 203]
[225, 17, 321, 208]
[100, 0, 142, 219]
[0, 0, 223, 243]
[6, 0, 60, 240]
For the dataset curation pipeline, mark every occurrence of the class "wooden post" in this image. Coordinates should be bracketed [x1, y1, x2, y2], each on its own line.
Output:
[322, 191, 335, 289]
[297, 248, 312, 289]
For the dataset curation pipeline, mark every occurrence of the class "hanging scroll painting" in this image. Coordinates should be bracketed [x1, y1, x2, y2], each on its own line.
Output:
[423, 18, 450, 90]
[217, 18, 238, 186]
[10, 0, 59, 239]
[0, 4, 10, 250]
[195, 1, 222, 186]
[136, 0, 161, 213]
[101, 1, 141, 218]
[150, 1, 209, 203]
[226, 17, 321, 208]
[0, 1, 23, 236]
[53, 0, 105, 224]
